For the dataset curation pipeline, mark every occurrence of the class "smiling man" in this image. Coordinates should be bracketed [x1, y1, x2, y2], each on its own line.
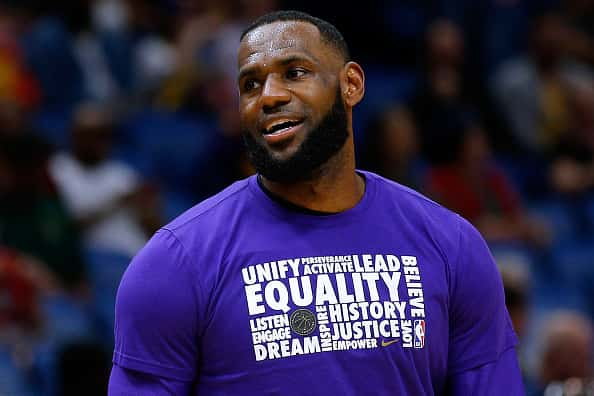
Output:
[108, 10, 525, 395]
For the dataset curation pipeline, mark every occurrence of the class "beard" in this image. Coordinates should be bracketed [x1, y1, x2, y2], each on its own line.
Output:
[242, 88, 349, 184]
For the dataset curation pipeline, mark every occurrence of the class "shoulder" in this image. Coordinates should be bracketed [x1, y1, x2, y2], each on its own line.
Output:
[123, 176, 256, 283]
[158, 176, 255, 255]
[163, 176, 253, 233]
[364, 170, 461, 226]
[130, 177, 255, 306]
[114, 230, 203, 382]
[364, 171, 477, 277]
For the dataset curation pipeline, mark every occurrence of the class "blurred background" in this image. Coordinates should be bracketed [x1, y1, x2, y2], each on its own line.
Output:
[0, 0, 592, 394]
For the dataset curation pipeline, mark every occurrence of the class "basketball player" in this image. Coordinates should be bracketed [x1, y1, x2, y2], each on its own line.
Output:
[108, 10, 524, 395]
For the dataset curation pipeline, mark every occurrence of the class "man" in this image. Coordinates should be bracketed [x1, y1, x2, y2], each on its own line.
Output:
[49, 103, 160, 258]
[109, 10, 524, 395]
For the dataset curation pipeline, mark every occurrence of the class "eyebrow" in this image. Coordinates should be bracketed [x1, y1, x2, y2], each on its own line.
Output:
[237, 54, 320, 83]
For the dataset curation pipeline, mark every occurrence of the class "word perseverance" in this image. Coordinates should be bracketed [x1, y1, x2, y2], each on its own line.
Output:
[242, 254, 408, 284]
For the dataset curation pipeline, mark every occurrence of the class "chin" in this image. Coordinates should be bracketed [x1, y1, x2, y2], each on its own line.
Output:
[267, 143, 303, 162]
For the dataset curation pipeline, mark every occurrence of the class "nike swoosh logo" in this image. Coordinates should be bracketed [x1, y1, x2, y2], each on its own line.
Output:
[381, 339, 399, 347]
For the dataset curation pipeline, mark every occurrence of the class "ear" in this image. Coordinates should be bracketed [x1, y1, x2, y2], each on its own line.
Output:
[340, 61, 365, 107]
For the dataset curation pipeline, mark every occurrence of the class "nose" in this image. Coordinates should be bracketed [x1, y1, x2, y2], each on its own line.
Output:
[260, 75, 290, 112]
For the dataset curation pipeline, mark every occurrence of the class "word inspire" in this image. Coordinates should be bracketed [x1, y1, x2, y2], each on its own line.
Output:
[242, 254, 426, 362]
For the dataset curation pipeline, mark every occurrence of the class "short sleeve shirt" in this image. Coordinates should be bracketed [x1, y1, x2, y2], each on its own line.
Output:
[113, 171, 518, 395]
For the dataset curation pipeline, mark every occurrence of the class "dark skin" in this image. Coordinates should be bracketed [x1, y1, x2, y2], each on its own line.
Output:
[238, 21, 365, 213]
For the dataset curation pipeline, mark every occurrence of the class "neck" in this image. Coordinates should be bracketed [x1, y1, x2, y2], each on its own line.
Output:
[260, 137, 365, 213]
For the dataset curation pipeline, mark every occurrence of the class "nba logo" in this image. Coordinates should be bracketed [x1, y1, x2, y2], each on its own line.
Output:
[414, 320, 425, 349]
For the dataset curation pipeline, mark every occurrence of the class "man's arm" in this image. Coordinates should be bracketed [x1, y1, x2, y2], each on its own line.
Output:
[446, 217, 525, 395]
[446, 347, 525, 395]
[108, 229, 202, 395]
[109, 365, 193, 396]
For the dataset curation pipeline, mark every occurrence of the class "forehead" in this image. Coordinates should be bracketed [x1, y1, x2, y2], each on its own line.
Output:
[238, 21, 334, 69]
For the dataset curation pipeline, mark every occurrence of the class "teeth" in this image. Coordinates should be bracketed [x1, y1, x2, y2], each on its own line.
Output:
[265, 120, 300, 134]
[269, 125, 292, 135]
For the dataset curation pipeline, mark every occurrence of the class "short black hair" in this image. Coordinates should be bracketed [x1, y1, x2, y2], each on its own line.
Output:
[240, 10, 350, 62]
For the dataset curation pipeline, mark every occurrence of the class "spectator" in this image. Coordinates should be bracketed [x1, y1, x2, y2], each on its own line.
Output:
[0, 246, 48, 331]
[423, 116, 550, 246]
[534, 311, 593, 395]
[549, 79, 594, 196]
[562, 0, 594, 66]
[547, 78, 594, 239]
[360, 104, 426, 191]
[425, 18, 466, 72]
[49, 103, 160, 258]
[108, 0, 176, 97]
[17, 0, 176, 109]
[491, 11, 593, 154]
[19, 3, 87, 108]
[0, 132, 86, 289]
[155, 0, 276, 119]
[0, 4, 41, 109]
[409, 19, 480, 165]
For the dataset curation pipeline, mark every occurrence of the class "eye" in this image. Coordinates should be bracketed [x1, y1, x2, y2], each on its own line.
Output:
[286, 68, 307, 80]
[242, 79, 260, 93]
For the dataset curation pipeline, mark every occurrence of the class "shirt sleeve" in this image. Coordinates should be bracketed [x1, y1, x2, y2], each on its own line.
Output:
[446, 346, 526, 395]
[447, 217, 520, 374]
[108, 364, 194, 396]
[111, 229, 202, 384]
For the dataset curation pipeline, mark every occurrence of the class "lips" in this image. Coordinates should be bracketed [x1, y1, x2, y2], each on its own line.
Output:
[262, 119, 304, 135]
[260, 118, 305, 145]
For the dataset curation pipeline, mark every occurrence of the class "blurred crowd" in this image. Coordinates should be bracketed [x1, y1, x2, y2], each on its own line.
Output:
[0, 0, 592, 394]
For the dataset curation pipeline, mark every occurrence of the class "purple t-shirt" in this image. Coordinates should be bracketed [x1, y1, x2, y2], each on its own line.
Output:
[110, 171, 522, 395]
